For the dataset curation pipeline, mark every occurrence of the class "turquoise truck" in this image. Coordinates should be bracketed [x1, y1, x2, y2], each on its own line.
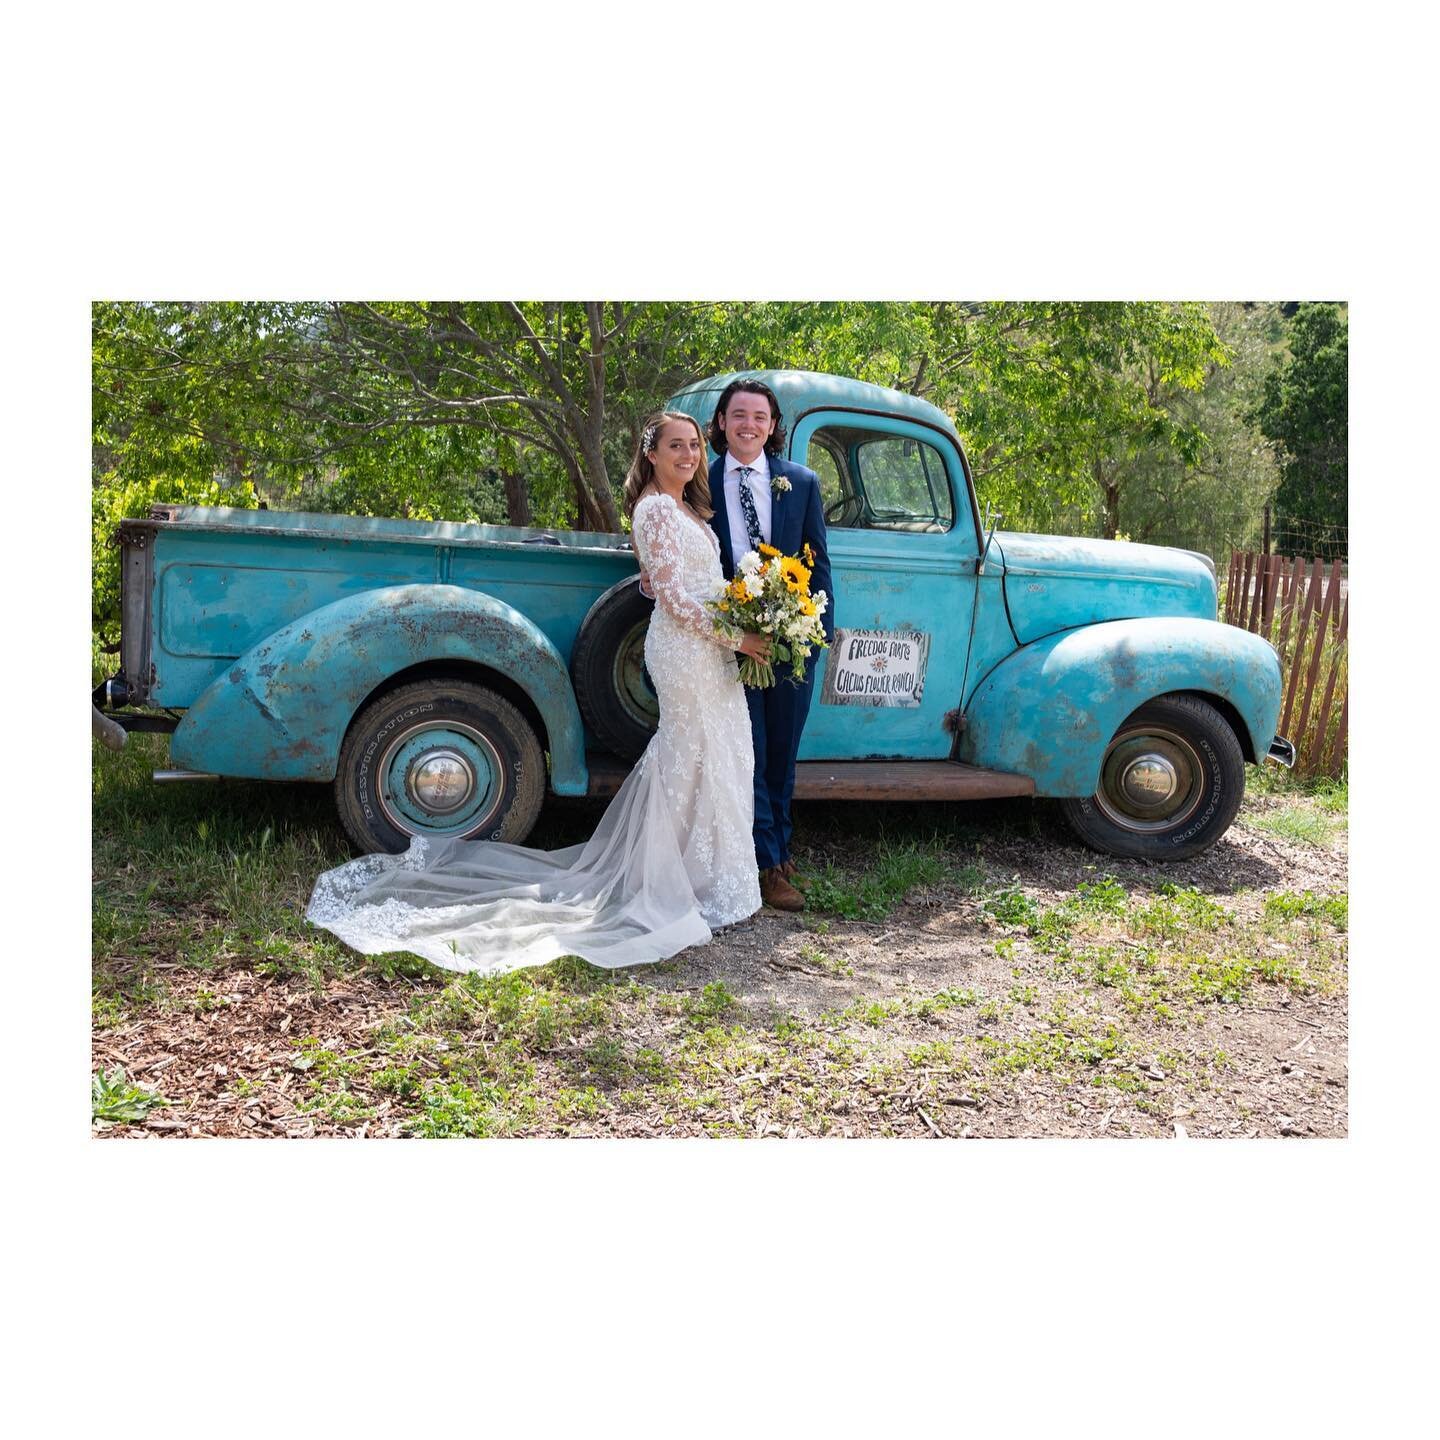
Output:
[93, 369, 1293, 860]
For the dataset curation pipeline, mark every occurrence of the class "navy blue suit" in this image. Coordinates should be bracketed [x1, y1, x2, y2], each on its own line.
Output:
[708, 453, 835, 872]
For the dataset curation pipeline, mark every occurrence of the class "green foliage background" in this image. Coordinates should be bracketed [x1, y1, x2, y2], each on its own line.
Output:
[91, 300, 1345, 644]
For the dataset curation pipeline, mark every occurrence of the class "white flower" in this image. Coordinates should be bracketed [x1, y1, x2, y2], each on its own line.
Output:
[738, 550, 762, 576]
[770, 475, 792, 495]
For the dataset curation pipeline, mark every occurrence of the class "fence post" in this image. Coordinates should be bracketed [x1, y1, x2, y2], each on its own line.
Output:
[1293, 560, 1343, 771]
[1311, 592, 1349, 779]
[1280, 558, 1323, 737]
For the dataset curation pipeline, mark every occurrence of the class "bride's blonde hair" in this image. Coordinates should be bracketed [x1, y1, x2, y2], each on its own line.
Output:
[622, 411, 714, 520]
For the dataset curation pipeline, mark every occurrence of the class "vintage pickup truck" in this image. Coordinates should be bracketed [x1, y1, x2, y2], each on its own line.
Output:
[94, 369, 1293, 861]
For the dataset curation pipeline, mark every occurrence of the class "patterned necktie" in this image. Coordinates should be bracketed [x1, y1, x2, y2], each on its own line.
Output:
[735, 466, 764, 554]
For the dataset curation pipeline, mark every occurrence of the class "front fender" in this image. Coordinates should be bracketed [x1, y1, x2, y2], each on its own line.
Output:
[958, 618, 1283, 796]
[170, 584, 588, 792]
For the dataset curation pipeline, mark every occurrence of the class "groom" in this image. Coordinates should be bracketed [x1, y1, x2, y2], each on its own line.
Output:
[705, 377, 834, 912]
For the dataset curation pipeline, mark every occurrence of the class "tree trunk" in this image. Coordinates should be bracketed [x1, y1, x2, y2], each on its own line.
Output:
[575, 430, 621, 532]
[501, 472, 531, 528]
[1097, 458, 1121, 539]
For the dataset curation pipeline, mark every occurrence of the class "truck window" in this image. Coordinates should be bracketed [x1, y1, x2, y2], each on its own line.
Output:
[806, 425, 954, 533]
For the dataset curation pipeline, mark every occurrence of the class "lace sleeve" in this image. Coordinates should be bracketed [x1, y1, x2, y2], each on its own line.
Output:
[634, 495, 740, 649]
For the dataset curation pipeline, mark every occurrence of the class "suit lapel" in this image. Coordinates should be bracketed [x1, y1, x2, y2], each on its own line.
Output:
[708, 455, 735, 578]
[768, 455, 792, 553]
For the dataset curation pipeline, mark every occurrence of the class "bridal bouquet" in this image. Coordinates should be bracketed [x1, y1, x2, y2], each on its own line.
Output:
[711, 542, 829, 688]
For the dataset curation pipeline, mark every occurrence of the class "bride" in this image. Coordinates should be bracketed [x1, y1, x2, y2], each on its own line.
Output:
[305, 411, 770, 974]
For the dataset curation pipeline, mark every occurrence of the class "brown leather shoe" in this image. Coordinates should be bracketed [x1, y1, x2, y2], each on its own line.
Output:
[760, 866, 805, 912]
[778, 859, 798, 879]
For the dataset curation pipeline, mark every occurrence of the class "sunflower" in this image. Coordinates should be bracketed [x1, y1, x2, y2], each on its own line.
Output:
[779, 555, 810, 592]
[758, 542, 781, 559]
[802, 541, 815, 566]
[730, 579, 752, 603]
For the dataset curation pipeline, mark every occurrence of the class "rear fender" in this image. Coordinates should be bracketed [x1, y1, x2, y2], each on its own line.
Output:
[958, 618, 1283, 796]
[169, 584, 588, 792]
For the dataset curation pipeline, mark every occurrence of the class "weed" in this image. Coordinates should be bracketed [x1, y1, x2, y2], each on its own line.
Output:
[684, 981, 738, 1026]
[409, 1080, 503, 1138]
[984, 883, 1039, 929]
[1133, 885, 1230, 941]
[907, 1041, 956, 1067]
[1264, 890, 1348, 930]
[799, 942, 853, 978]
[374, 1065, 421, 1101]
[553, 1086, 608, 1121]
[581, 1036, 628, 1081]
[1073, 876, 1128, 917]
[92, 1068, 166, 1125]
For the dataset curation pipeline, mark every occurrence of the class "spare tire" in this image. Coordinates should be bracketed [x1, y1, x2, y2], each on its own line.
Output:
[571, 576, 658, 761]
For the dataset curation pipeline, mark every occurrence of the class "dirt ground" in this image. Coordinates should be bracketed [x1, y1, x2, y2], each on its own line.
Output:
[92, 792, 1347, 1140]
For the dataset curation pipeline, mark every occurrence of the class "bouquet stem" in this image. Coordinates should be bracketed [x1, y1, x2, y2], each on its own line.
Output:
[737, 655, 776, 688]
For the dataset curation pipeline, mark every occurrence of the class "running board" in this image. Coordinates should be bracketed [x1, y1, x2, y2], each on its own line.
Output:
[583, 756, 1034, 802]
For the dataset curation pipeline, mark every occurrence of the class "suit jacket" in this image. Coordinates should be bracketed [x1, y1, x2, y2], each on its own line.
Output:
[707, 453, 836, 645]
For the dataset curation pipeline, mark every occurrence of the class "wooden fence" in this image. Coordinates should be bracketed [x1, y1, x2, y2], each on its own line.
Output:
[1222, 552, 1348, 779]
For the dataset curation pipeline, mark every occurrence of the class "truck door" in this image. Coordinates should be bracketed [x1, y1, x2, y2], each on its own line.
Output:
[790, 410, 980, 761]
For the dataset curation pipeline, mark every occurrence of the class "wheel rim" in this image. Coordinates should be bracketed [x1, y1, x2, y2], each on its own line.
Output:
[611, 618, 659, 729]
[377, 722, 503, 837]
[1092, 724, 1204, 834]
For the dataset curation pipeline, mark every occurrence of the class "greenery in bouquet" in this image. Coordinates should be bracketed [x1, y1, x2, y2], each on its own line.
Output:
[712, 542, 829, 688]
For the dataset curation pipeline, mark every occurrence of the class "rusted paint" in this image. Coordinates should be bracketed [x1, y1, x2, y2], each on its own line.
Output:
[958, 617, 1284, 796]
[170, 584, 589, 791]
[585, 756, 1034, 801]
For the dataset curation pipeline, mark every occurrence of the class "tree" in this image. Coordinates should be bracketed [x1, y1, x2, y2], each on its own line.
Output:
[92, 299, 1241, 643]
[1251, 303, 1348, 558]
[1111, 302, 1282, 558]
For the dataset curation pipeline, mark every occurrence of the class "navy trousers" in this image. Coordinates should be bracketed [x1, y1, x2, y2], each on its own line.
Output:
[745, 657, 818, 871]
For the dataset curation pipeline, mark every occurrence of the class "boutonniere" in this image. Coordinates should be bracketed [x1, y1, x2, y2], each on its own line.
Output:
[770, 474, 792, 496]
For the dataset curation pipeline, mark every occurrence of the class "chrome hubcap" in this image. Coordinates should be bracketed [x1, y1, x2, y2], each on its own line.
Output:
[1094, 728, 1202, 833]
[406, 749, 475, 815]
[376, 722, 503, 838]
[1118, 752, 1179, 810]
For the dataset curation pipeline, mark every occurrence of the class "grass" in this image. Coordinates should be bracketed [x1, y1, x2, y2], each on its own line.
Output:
[92, 731, 1347, 1137]
[1247, 767, 1348, 847]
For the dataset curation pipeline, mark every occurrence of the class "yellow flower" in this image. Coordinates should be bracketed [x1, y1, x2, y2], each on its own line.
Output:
[800, 598, 817, 617]
[758, 542, 781, 558]
[717, 601, 730, 612]
[779, 556, 810, 592]
[802, 542, 815, 566]
[731, 579, 752, 603]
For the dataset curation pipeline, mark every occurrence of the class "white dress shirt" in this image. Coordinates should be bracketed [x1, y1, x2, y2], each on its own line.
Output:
[723, 450, 773, 564]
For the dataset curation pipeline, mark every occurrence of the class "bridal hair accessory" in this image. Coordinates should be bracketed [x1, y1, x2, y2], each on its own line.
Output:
[642, 422, 659, 454]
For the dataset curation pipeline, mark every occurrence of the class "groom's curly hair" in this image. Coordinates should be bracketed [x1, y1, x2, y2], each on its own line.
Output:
[707, 378, 786, 458]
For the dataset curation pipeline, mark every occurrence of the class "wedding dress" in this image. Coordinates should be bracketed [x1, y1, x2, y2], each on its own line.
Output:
[305, 491, 761, 974]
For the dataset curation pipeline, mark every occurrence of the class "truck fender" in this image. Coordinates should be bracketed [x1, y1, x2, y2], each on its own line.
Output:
[169, 584, 589, 793]
[957, 617, 1283, 797]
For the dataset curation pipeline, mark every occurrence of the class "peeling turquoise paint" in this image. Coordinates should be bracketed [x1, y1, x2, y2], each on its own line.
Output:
[958, 618, 1283, 794]
[169, 585, 590, 793]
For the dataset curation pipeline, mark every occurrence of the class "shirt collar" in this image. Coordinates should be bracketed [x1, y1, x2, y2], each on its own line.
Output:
[725, 450, 770, 479]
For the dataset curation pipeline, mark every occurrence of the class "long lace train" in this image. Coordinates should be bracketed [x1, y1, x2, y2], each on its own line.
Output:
[305, 491, 761, 975]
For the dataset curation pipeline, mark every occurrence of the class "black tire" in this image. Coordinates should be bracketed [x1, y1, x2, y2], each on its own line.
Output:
[571, 576, 658, 761]
[1060, 694, 1245, 861]
[334, 679, 545, 854]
